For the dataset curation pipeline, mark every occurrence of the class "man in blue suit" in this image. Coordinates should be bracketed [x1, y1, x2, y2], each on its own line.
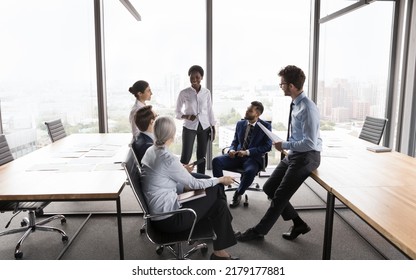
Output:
[212, 101, 272, 207]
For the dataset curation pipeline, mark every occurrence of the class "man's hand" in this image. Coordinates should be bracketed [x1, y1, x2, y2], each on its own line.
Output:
[228, 150, 237, 158]
[236, 150, 249, 157]
[273, 141, 283, 152]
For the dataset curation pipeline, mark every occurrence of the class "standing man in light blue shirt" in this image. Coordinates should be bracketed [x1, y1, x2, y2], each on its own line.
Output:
[238, 65, 322, 242]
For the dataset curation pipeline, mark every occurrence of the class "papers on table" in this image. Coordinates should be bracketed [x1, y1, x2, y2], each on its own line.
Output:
[366, 146, 392, 153]
[27, 162, 123, 172]
[257, 122, 283, 142]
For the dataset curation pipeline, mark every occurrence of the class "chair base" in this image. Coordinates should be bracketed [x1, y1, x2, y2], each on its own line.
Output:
[0, 210, 68, 259]
[225, 182, 263, 207]
[164, 242, 209, 260]
[139, 224, 209, 259]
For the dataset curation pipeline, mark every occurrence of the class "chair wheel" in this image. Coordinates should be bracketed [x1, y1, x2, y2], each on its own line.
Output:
[15, 251, 23, 259]
[243, 194, 249, 207]
[35, 209, 44, 216]
[21, 218, 28, 227]
[156, 245, 164, 255]
[61, 218, 66, 224]
[62, 235, 69, 242]
[140, 228, 145, 234]
[200, 247, 208, 254]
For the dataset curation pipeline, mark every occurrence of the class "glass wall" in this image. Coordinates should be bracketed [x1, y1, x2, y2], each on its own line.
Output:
[104, 0, 205, 156]
[0, 0, 97, 157]
[317, 2, 394, 143]
[212, 0, 311, 166]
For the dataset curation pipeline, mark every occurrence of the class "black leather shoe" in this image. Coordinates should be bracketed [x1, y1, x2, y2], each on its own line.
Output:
[229, 193, 241, 208]
[210, 253, 239, 260]
[237, 228, 264, 242]
[234, 230, 241, 238]
[282, 223, 311, 240]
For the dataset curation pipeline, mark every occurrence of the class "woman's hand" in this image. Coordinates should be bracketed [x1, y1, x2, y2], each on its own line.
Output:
[183, 163, 194, 173]
[219, 176, 234, 186]
[182, 114, 197, 121]
[210, 126, 216, 141]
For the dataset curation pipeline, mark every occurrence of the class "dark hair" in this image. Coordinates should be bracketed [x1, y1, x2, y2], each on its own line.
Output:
[129, 80, 149, 96]
[278, 65, 305, 90]
[135, 105, 154, 132]
[251, 101, 264, 115]
[188, 65, 204, 77]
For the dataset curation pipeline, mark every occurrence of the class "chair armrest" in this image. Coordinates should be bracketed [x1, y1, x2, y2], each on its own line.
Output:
[146, 207, 198, 243]
[222, 146, 231, 155]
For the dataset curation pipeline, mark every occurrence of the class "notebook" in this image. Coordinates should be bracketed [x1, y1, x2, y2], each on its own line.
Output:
[178, 189, 206, 203]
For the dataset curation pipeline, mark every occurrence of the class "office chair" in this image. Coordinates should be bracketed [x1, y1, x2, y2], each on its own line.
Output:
[358, 116, 388, 145]
[122, 150, 216, 259]
[44, 119, 67, 142]
[0, 134, 68, 259]
[221, 121, 271, 207]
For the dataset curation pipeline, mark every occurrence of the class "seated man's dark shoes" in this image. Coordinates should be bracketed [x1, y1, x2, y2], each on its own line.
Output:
[229, 192, 241, 208]
[236, 228, 264, 242]
[282, 223, 311, 240]
[210, 253, 239, 260]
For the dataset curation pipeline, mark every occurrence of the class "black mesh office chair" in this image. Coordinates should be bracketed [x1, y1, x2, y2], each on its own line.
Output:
[122, 150, 216, 259]
[0, 134, 68, 259]
[358, 116, 388, 145]
[221, 121, 271, 207]
[44, 119, 67, 142]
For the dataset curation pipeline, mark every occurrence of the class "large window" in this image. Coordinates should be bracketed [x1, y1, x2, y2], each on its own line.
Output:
[0, 0, 97, 157]
[317, 2, 394, 142]
[104, 0, 205, 156]
[212, 0, 311, 165]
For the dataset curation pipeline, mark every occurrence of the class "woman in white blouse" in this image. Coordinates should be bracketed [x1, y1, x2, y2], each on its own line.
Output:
[129, 80, 153, 138]
[175, 65, 216, 174]
[141, 116, 239, 260]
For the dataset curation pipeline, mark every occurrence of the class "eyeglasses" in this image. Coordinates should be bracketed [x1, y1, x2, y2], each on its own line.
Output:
[279, 82, 288, 88]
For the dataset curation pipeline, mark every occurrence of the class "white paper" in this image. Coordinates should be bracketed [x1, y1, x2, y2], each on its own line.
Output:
[257, 122, 283, 142]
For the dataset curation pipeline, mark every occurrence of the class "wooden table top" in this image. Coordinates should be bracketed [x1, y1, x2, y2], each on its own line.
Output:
[309, 134, 416, 259]
[332, 185, 416, 259]
[0, 133, 131, 201]
[311, 136, 416, 191]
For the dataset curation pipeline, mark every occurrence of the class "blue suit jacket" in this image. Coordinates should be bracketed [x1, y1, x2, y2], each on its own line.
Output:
[230, 118, 272, 166]
[132, 133, 154, 165]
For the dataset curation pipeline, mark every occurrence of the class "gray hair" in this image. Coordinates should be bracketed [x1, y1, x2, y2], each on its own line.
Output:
[154, 116, 176, 146]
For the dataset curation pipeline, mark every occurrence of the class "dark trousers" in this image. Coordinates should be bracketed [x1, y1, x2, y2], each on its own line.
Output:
[181, 124, 210, 174]
[212, 155, 260, 195]
[254, 151, 321, 235]
[152, 185, 236, 251]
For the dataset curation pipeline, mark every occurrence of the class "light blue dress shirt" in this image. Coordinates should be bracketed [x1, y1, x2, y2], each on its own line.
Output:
[282, 91, 322, 153]
[141, 145, 219, 220]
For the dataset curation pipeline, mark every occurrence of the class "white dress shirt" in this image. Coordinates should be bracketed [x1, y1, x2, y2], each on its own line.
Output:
[175, 86, 216, 130]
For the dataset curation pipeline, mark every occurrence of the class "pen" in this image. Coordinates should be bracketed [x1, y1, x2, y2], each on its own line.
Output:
[232, 179, 239, 184]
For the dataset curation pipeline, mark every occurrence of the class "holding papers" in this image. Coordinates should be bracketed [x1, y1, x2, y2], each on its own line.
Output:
[257, 122, 283, 142]
[178, 189, 206, 203]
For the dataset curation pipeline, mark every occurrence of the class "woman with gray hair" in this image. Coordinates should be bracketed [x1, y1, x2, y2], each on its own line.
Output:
[141, 116, 239, 260]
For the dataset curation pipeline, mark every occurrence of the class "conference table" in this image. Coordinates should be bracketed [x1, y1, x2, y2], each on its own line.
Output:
[0, 133, 132, 259]
[311, 135, 416, 259]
